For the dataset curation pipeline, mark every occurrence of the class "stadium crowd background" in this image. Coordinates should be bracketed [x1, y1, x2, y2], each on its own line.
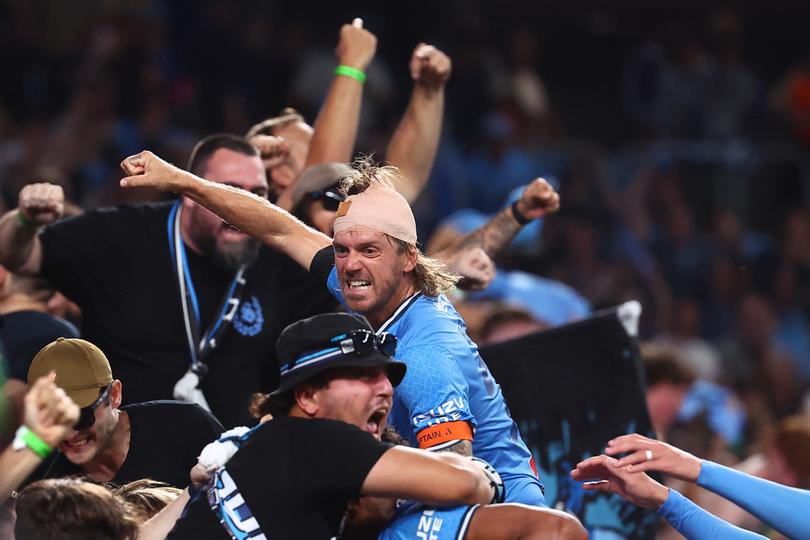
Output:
[2, 1, 810, 537]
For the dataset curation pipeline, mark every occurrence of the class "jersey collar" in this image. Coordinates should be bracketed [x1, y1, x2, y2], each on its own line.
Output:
[376, 292, 422, 334]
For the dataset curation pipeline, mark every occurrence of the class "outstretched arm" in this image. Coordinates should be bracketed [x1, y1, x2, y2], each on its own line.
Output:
[305, 18, 377, 168]
[607, 433, 810, 540]
[455, 178, 559, 260]
[572, 455, 766, 540]
[119, 151, 331, 270]
[385, 43, 451, 203]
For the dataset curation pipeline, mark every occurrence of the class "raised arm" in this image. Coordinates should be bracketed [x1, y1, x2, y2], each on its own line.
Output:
[454, 178, 559, 260]
[0, 183, 65, 274]
[385, 43, 451, 203]
[305, 18, 377, 168]
[119, 151, 331, 270]
[362, 446, 500, 507]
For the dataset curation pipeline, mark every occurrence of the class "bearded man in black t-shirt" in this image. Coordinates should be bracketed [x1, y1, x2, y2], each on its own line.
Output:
[166, 313, 504, 540]
[0, 134, 336, 427]
[25, 337, 223, 488]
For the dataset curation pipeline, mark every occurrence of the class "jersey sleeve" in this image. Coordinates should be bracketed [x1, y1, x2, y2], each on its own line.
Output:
[658, 488, 766, 539]
[395, 345, 476, 450]
[697, 460, 810, 540]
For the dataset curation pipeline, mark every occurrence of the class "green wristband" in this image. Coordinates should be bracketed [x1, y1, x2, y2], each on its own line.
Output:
[19, 426, 53, 459]
[16, 210, 37, 230]
[335, 65, 367, 84]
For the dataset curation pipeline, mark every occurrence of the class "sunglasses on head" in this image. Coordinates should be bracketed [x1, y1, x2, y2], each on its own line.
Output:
[306, 189, 346, 212]
[74, 383, 113, 431]
[332, 329, 397, 358]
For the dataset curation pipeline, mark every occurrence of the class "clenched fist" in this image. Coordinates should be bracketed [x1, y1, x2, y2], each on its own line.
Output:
[25, 373, 80, 447]
[119, 150, 189, 193]
[249, 134, 289, 170]
[514, 178, 560, 222]
[18, 183, 65, 226]
[410, 43, 452, 90]
[450, 247, 496, 291]
[336, 18, 377, 71]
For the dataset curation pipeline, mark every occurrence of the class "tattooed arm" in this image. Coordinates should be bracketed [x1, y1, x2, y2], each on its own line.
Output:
[456, 178, 559, 260]
[440, 440, 473, 456]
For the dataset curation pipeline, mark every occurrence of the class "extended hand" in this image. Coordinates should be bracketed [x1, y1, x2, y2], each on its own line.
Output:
[18, 183, 65, 226]
[571, 454, 669, 510]
[336, 18, 377, 71]
[24, 373, 80, 448]
[119, 150, 189, 193]
[605, 433, 703, 482]
[515, 178, 560, 221]
[410, 43, 452, 90]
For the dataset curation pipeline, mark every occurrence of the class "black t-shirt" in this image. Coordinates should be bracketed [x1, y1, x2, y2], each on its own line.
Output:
[168, 417, 391, 539]
[39, 202, 337, 426]
[0, 311, 79, 380]
[35, 401, 223, 488]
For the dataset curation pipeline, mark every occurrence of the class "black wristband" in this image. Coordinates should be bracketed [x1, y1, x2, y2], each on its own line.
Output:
[510, 201, 531, 226]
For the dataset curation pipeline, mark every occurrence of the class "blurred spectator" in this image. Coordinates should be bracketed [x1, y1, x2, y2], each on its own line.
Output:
[478, 305, 546, 346]
[640, 343, 697, 438]
[114, 478, 183, 524]
[15, 478, 138, 540]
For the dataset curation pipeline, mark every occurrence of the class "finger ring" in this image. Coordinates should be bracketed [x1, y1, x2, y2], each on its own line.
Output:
[645, 450, 653, 461]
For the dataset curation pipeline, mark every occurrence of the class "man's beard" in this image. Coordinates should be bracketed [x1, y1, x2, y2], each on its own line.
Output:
[204, 236, 260, 272]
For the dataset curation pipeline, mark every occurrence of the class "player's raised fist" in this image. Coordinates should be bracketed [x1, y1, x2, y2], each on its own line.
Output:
[515, 178, 560, 221]
[336, 18, 377, 71]
[119, 150, 188, 193]
[18, 183, 65, 226]
[410, 43, 452, 90]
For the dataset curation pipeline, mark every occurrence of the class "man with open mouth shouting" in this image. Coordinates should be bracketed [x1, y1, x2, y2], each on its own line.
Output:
[166, 312, 504, 539]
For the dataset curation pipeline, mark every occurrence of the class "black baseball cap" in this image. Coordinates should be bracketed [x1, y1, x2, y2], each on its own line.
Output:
[271, 313, 407, 395]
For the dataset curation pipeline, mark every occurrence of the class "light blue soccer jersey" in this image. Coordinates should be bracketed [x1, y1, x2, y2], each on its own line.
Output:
[379, 504, 479, 540]
[327, 270, 546, 506]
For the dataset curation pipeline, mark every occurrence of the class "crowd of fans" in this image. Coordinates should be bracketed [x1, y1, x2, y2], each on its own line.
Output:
[1, 1, 810, 539]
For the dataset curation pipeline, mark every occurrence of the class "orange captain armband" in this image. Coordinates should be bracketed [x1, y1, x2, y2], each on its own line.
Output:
[416, 421, 474, 449]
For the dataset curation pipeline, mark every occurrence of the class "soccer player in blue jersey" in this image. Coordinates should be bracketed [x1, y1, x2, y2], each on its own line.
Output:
[119, 151, 559, 508]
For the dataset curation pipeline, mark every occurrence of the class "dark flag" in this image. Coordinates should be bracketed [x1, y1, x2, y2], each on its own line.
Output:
[482, 303, 659, 538]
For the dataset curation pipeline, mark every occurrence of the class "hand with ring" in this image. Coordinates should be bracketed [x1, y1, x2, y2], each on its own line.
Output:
[604, 433, 703, 482]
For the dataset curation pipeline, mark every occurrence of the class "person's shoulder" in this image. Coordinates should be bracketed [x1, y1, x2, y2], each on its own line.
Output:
[122, 400, 222, 425]
[397, 294, 462, 338]
[266, 416, 370, 439]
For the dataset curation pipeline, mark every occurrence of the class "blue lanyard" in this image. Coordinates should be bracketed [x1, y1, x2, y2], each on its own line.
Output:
[167, 200, 246, 370]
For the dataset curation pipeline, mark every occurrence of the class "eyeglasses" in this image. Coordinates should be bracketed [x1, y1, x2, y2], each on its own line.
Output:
[74, 383, 113, 431]
[306, 189, 345, 212]
[332, 330, 397, 358]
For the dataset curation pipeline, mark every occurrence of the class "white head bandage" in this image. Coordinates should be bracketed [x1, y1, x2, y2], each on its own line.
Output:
[333, 182, 417, 245]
